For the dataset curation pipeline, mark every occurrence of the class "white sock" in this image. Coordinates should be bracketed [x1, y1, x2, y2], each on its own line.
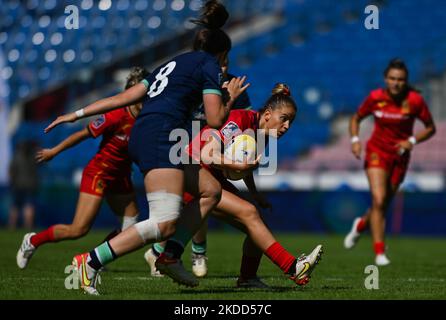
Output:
[122, 214, 139, 230]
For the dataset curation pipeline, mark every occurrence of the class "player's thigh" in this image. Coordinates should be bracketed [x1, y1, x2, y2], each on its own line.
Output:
[105, 192, 139, 217]
[366, 167, 390, 203]
[211, 208, 248, 234]
[71, 192, 103, 229]
[184, 165, 222, 199]
[144, 168, 184, 196]
[215, 189, 259, 226]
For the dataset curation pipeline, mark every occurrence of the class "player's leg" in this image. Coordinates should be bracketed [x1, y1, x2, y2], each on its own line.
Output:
[158, 165, 221, 261]
[191, 221, 208, 278]
[8, 204, 19, 231]
[103, 191, 140, 241]
[344, 149, 388, 250]
[208, 209, 266, 288]
[366, 167, 393, 265]
[344, 208, 370, 249]
[16, 192, 103, 269]
[209, 190, 323, 286]
[74, 168, 197, 294]
[23, 200, 35, 230]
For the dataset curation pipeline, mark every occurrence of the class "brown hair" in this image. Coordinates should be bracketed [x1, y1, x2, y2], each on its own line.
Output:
[384, 58, 419, 92]
[125, 67, 150, 89]
[191, 1, 232, 55]
[259, 83, 297, 115]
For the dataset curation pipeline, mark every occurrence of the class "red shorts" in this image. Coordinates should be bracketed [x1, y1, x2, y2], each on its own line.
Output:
[80, 164, 134, 197]
[364, 144, 410, 186]
[183, 167, 239, 205]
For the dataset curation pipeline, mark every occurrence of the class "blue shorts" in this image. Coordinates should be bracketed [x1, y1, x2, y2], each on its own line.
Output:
[129, 114, 187, 173]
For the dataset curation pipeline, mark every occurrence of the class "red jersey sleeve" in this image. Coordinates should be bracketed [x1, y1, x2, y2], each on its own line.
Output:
[357, 94, 375, 119]
[87, 112, 120, 138]
[416, 96, 434, 125]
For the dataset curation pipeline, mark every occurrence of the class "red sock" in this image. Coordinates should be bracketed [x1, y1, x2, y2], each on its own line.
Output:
[356, 218, 367, 233]
[30, 226, 56, 248]
[240, 254, 262, 280]
[374, 242, 385, 255]
[265, 242, 296, 274]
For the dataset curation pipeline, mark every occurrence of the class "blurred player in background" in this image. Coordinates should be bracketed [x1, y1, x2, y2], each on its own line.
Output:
[344, 58, 436, 266]
[16, 67, 148, 269]
[45, 1, 250, 294]
[144, 56, 258, 279]
[157, 83, 323, 288]
[8, 140, 40, 230]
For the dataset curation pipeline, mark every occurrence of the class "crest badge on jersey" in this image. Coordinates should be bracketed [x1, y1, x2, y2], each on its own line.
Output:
[92, 115, 106, 129]
[221, 121, 241, 140]
[402, 100, 411, 114]
[370, 152, 380, 166]
[377, 101, 387, 108]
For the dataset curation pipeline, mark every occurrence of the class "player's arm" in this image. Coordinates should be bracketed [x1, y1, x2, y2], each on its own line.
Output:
[200, 135, 259, 171]
[413, 120, 436, 144]
[45, 83, 148, 133]
[35, 127, 92, 163]
[243, 173, 272, 209]
[203, 77, 250, 129]
[396, 99, 436, 152]
[350, 95, 374, 159]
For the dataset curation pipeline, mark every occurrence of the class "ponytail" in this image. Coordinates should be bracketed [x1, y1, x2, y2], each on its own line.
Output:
[259, 83, 297, 115]
[192, 1, 232, 55]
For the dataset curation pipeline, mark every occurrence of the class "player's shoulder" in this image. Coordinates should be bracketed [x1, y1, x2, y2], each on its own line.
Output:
[105, 107, 133, 123]
[228, 109, 256, 124]
[407, 89, 425, 104]
[369, 88, 386, 100]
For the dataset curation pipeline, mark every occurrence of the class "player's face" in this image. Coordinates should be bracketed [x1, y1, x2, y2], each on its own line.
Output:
[385, 69, 407, 97]
[264, 105, 296, 138]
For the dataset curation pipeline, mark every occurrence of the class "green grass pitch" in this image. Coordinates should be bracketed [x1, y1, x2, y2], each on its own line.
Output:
[1, 230, 445, 300]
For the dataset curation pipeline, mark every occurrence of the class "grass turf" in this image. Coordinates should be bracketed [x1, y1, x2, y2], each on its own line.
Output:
[0, 230, 445, 300]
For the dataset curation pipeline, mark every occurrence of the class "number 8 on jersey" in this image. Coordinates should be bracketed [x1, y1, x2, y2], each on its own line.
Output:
[148, 61, 177, 98]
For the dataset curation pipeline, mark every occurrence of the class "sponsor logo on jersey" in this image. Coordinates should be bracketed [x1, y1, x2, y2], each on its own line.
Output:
[221, 121, 241, 139]
[374, 110, 409, 120]
[95, 179, 104, 194]
[115, 133, 129, 142]
[92, 115, 106, 129]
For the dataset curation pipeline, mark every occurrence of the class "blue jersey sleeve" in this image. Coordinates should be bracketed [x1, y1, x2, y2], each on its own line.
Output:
[202, 58, 222, 96]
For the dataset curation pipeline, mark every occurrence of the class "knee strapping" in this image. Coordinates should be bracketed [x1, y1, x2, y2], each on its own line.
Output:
[134, 219, 161, 243]
[146, 192, 182, 223]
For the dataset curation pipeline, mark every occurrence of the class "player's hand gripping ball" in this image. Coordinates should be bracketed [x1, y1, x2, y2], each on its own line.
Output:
[223, 134, 257, 180]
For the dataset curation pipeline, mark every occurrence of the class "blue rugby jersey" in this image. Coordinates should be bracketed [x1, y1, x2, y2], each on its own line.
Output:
[139, 51, 223, 121]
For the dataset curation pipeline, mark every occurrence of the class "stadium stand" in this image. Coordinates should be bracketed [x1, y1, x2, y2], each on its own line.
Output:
[3, 0, 446, 182]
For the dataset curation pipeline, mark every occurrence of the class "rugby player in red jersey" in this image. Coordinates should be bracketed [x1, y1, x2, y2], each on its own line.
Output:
[344, 59, 436, 266]
[156, 83, 323, 288]
[16, 67, 149, 269]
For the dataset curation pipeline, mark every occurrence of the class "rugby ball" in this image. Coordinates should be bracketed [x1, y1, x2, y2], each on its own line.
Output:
[223, 134, 257, 180]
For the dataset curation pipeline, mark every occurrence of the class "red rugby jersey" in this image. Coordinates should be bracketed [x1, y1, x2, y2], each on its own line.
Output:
[86, 107, 136, 175]
[187, 109, 259, 162]
[357, 88, 433, 153]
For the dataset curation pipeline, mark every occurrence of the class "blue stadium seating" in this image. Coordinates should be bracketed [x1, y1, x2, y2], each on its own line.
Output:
[5, 0, 446, 183]
[230, 0, 446, 159]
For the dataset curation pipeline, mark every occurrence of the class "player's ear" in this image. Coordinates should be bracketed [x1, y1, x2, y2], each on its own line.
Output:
[263, 109, 272, 122]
